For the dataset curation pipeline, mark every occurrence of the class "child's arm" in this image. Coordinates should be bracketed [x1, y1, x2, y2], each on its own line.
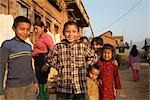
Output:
[85, 46, 98, 67]
[42, 45, 58, 71]
[113, 60, 118, 66]
[114, 65, 121, 91]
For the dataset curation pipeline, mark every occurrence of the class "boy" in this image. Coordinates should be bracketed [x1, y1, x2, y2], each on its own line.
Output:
[87, 64, 100, 100]
[0, 16, 39, 100]
[43, 21, 97, 100]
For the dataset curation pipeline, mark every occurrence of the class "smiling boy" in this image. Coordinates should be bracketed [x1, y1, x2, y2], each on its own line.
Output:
[0, 16, 39, 100]
[44, 21, 97, 100]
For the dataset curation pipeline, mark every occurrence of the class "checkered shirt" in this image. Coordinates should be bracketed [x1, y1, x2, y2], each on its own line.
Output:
[47, 40, 97, 94]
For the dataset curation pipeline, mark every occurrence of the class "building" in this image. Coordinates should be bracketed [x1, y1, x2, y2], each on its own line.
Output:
[0, 0, 90, 44]
[113, 36, 129, 55]
[99, 31, 118, 47]
[99, 31, 129, 55]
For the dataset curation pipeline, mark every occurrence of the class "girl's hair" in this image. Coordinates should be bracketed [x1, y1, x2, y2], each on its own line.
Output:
[13, 16, 31, 28]
[91, 37, 103, 46]
[63, 21, 79, 34]
[34, 20, 47, 32]
[130, 45, 139, 57]
[102, 44, 115, 59]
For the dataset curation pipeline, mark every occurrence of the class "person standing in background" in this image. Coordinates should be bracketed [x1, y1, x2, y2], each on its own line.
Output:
[32, 21, 54, 100]
[128, 45, 141, 81]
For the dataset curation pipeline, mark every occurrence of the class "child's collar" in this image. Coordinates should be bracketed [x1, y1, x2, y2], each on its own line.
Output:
[14, 37, 25, 43]
[62, 39, 80, 46]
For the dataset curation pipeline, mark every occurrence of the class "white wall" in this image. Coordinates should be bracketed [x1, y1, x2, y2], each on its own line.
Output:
[0, 14, 15, 46]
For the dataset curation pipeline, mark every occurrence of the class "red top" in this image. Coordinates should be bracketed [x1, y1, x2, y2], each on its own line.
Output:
[32, 32, 54, 56]
[98, 60, 121, 100]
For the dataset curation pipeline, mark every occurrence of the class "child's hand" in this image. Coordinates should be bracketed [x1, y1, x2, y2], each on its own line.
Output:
[116, 89, 126, 97]
[34, 83, 39, 95]
[41, 63, 49, 72]
[99, 79, 102, 85]
[113, 60, 118, 66]
[0, 95, 5, 100]
[116, 89, 121, 96]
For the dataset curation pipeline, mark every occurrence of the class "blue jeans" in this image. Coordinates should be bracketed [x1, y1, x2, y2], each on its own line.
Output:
[57, 93, 89, 100]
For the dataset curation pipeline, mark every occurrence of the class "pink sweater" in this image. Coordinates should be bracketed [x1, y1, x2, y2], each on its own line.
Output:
[32, 32, 54, 56]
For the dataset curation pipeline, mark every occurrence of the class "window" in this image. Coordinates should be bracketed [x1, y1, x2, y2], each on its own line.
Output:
[46, 21, 51, 31]
[18, 2, 28, 17]
[54, 25, 58, 34]
[119, 47, 125, 53]
[34, 12, 41, 22]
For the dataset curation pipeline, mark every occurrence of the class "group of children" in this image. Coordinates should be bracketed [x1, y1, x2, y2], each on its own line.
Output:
[81, 36, 122, 100]
[0, 16, 122, 100]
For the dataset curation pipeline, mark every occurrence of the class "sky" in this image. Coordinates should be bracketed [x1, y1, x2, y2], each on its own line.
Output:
[82, 0, 150, 43]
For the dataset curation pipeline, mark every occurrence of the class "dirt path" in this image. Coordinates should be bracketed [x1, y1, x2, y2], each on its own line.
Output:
[116, 63, 150, 100]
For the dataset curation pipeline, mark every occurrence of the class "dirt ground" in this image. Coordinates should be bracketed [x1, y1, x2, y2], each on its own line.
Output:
[116, 63, 150, 100]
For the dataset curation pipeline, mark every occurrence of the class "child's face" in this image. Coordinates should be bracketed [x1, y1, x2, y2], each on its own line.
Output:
[82, 39, 89, 45]
[64, 25, 79, 43]
[13, 22, 31, 41]
[93, 41, 103, 51]
[102, 49, 113, 60]
[89, 68, 100, 81]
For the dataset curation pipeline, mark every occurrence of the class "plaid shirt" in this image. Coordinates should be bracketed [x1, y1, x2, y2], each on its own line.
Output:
[47, 40, 97, 94]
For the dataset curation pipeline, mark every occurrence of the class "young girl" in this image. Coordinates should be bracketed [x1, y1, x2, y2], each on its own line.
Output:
[87, 64, 100, 100]
[98, 44, 121, 100]
[128, 45, 141, 81]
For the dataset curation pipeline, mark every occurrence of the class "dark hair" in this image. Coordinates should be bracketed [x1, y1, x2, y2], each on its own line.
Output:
[87, 63, 100, 76]
[63, 21, 79, 34]
[102, 44, 115, 59]
[92, 63, 99, 70]
[130, 45, 139, 57]
[80, 36, 89, 42]
[34, 20, 47, 32]
[13, 16, 31, 28]
[91, 37, 103, 46]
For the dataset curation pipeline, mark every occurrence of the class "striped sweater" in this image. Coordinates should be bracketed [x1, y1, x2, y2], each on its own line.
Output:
[0, 37, 37, 95]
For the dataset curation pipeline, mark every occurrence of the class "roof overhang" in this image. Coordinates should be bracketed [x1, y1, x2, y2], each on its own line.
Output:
[65, 0, 89, 27]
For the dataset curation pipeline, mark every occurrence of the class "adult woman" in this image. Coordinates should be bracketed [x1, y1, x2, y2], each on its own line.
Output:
[128, 45, 141, 81]
[32, 21, 54, 100]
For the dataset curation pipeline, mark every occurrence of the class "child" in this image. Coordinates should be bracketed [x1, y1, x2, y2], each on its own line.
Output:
[91, 37, 119, 66]
[91, 37, 103, 60]
[128, 45, 141, 81]
[44, 21, 97, 100]
[98, 44, 121, 100]
[87, 64, 100, 100]
[0, 16, 39, 100]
